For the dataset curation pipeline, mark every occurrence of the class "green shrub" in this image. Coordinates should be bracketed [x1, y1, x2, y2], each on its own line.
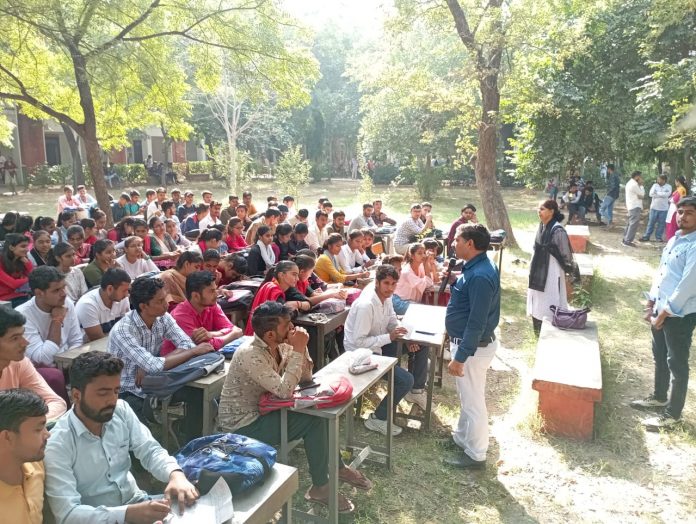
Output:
[188, 161, 213, 175]
[310, 161, 330, 182]
[172, 162, 188, 180]
[371, 164, 401, 184]
[126, 164, 147, 183]
[27, 164, 71, 187]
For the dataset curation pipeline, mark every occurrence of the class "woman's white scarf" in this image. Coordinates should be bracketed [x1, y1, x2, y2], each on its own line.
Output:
[257, 240, 276, 267]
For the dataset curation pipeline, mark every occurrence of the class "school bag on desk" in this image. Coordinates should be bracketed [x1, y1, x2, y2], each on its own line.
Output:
[140, 352, 225, 398]
[258, 375, 353, 414]
[175, 433, 276, 494]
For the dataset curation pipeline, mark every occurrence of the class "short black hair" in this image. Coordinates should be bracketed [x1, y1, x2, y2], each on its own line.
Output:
[228, 195, 239, 202]
[283, 195, 294, 203]
[69, 351, 124, 393]
[93, 239, 114, 256]
[376, 264, 399, 282]
[0, 306, 26, 337]
[295, 254, 315, 271]
[129, 276, 164, 312]
[243, 191, 252, 198]
[677, 196, 696, 210]
[297, 209, 309, 219]
[100, 268, 131, 290]
[296, 248, 316, 259]
[251, 302, 291, 338]
[199, 228, 222, 242]
[256, 225, 272, 242]
[315, 210, 328, 220]
[132, 218, 148, 230]
[456, 223, 491, 250]
[59, 210, 76, 225]
[0, 389, 47, 432]
[362, 203, 374, 211]
[123, 235, 141, 248]
[462, 204, 477, 213]
[185, 270, 217, 300]
[203, 249, 221, 262]
[348, 229, 364, 241]
[275, 223, 292, 237]
[222, 253, 248, 275]
[29, 265, 65, 292]
[175, 250, 203, 269]
[196, 203, 210, 215]
[630, 170, 642, 180]
[264, 208, 281, 218]
[294, 223, 309, 235]
[161, 201, 175, 214]
[66, 224, 85, 239]
[332, 210, 346, 219]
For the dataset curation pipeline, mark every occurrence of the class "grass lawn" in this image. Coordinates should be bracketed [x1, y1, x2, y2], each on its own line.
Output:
[5, 180, 696, 522]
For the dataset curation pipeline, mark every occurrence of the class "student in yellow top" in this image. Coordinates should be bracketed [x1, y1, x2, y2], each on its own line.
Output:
[0, 388, 50, 524]
[314, 234, 370, 284]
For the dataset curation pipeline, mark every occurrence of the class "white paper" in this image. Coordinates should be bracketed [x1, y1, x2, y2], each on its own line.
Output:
[168, 477, 234, 524]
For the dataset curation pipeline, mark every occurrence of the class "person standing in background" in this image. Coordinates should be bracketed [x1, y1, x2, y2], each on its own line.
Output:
[622, 171, 645, 247]
[641, 174, 672, 242]
[600, 164, 620, 226]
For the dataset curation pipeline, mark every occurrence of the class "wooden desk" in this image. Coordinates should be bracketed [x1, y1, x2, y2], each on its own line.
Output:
[398, 303, 448, 430]
[292, 308, 350, 370]
[233, 463, 298, 524]
[279, 352, 397, 524]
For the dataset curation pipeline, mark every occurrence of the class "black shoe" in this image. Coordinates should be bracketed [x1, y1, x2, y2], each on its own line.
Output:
[639, 237, 649, 242]
[443, 451, 486, 470]
[622, 240, 636, 247]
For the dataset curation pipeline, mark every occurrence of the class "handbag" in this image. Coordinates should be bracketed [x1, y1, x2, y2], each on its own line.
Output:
[549, 305, 590, 330]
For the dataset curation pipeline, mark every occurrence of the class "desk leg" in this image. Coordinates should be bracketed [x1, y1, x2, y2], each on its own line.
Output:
[280, 409, 289, 464]
[345, 400, 355, 450]
[425, 344, 437, 431]
[201, 389, 211, 436]
[283, 498, 292, 524]
[161, 397, 170, 450]
[386, 367, 393, 470]
[317, 325, 326, 370]
[328, 416, 339, 523]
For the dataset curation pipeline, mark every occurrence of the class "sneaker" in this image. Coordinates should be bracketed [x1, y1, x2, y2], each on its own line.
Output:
[622, 240, 636, 247]
[364, 414, 402, 436]
[642, 415, 680, 432]
[630, 395, 668, 410]
[405, 390, 428, 410]
[639, 237, 649, 242]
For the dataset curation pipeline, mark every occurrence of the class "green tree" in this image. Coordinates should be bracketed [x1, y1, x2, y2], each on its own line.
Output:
[0, 0, 315, 225]
[275, 145, 311, 201]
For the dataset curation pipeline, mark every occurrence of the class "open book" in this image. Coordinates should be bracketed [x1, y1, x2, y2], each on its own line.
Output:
[168, 477, 234, 524]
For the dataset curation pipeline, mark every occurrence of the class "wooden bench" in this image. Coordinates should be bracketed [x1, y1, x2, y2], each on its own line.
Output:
[187, 173, 210, 182]
[565, 225, 590, 253]
[531, 318, 601, 440]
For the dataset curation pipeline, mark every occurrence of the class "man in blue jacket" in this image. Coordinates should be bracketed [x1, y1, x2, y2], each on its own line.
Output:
[444, 223, 500, 469]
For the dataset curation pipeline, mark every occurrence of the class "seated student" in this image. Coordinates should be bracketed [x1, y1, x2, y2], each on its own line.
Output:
[82, 239, 119, 288]
[0, 308, 67, 420]
[111, 193, 131, 224]
[16, 266, 83, 403]
[32, 216, 58, 245]
[66, 225, 91, 264]
[272, 223, 293, 262]
[91, 210, 108, 241]
[563, 183, 584, 223]
[306, 210, 329, 252]
[146, 187, 167, 220]
[296, 248, 327, 292]
[242, 190, 257, 217]
[44, 352, 200, 524]
[180, 203, 209, 235]
[161, 200, 180, 228]
[52, 210, 78, 245]
[0, 211, 19, 241]
[80, 218, 97, 247]
[177, 190, 196, 222]
[219, 303, 371, 513]
[166, 218, 190, 248]
[315, 234, 369, 284]
[161, 271, 243, 356]
[247, 225, 277, 276]
[75, 269, 131, 341]
[344, 265, 427, 435]
[447, 205, 477, 252]
[201, 190, 213, 205]
[107, 216, 136, 243]
[349, 203, 377, 232]
[245, 208, 281, 246]
[224, 217, 249, 253]
[288, 222, 310, 256]
[286, 255, 347, 306]
[288, 207, 309, 227]
[48, 243, 89, 303]
[360, 229, 379, 261]
[199, 200, 222, 231]
[244, 261, 312, 335]
[147, 216, 181, 269]
[235, 203, 253, 231]
[0, 234, 33, 307]
[0, 389, 50, 524]
[116, 236, 159, 280]
[57, 185, 84, 214]
[29, 229, 51, 267]
[192, 228, 223, 255]
[338, 230, 372, 275]
[382, 255, 409, 314]
[202, 249, 221, 283]
[326, 210, 347, 240]
[217, 253, 248, 287]
[220, 195, 239, 226]
[108, 277, 215, 429]
[124, 190, 142, 216]
[159, 251, 203, 307]
[394, 242, 439, 304]
[371, 199, 396, 226]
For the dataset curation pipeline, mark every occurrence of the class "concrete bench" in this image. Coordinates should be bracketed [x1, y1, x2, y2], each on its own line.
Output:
[566, 225, 590, 253]
[532, 318, 601, 440]
[571, 253, 594, 297]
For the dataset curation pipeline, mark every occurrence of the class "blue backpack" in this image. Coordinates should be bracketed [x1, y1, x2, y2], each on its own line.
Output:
[175, 433, 276, 494]
[140, 352, 224, 398]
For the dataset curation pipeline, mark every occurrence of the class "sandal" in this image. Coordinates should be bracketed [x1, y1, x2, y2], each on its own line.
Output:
[304, 489, 355, 513]
[339, 468, 373, 491]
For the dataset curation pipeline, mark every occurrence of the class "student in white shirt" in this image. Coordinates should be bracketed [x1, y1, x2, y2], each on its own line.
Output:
[75, 268, 131, 341]
[338, 230, 369, 274]
[145, 187, 167, 219]
[116, 236, 159, 280]
[622, 171, 645, 247]
[306, 211, 330, 252]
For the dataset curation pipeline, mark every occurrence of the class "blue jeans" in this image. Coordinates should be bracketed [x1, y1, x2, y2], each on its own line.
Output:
[642, 209, 667, 240]
[600, 195, 616, 224]
[374, 342, 414, 421]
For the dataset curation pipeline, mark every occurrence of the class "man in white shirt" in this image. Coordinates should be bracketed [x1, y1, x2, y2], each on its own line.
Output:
[348, 203, 377, 232]
[641, 174, 672, 242]
[306, 211, 330, 252]
[198, 200, 223, 231]
[344, 265, 428, 436]
[75, 269, 131, 341]
[45, 351, 199, 524]
[622, 171, 645, 247]
[146, 187, 167, 219]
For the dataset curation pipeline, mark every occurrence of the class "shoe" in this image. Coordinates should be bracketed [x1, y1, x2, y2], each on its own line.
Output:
[443, 451, 486, 470]
[642, 415, 680, 432]
[364, 414, 402, 436]
[630, 395, 668, 410]
[639, 237, 649, 242]
[598, 221, 607, 226]
[622, 240, 636, 247]
[405, 390, 428, 410]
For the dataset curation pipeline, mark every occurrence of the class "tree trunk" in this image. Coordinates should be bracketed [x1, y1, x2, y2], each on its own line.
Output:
[61, 122, 84, 187]
[685, 145, 693, 181]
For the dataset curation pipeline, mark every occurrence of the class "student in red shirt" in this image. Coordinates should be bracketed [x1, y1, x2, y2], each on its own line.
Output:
[224, 218, 249, 253]
[0, 234, 33, 307]
[80, 218, 98, 246]
[161, 271, 243, 355]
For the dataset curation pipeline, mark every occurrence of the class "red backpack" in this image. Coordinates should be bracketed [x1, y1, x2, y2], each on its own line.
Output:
[258, 376, 353, 414]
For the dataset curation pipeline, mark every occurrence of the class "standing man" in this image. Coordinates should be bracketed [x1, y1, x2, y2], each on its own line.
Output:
[622, 171, 645, 247]
[600, 163, 620, 226]
[640, 174, 672, 242]
[444, 224, 500, 469]
[631, 197, 696, 430]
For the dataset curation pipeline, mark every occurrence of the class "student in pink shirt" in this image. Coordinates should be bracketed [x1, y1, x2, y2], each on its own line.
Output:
[393, 242, 440, 303]
[161, 271, 243, 356]
[56, 186, 84, 214]
[0, 307, 67, 420]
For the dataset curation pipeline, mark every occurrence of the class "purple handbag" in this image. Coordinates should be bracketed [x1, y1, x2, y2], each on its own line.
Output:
[549, 305, 590, 330]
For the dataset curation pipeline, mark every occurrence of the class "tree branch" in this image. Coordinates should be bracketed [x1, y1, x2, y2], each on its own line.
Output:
[0, 92, 83, 133]
[445, 0, 476, 50]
